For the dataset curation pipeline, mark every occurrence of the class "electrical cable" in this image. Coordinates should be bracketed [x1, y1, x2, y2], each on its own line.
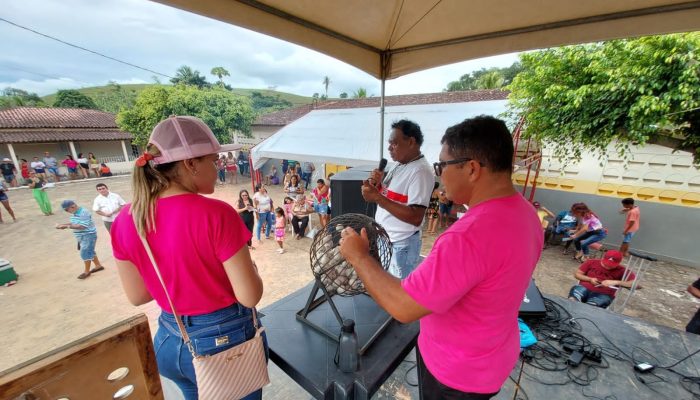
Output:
[0, 17, 173, 79]
[519, 297, 700, 399]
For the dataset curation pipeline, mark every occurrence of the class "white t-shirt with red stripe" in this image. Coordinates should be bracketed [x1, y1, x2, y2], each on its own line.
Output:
[376, 156, 434, 242]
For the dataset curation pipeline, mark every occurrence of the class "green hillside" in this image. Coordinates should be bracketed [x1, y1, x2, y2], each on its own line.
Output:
[42, 84, 312, 107]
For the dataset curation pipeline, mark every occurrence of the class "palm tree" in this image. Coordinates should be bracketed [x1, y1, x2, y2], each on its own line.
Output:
[475, 71, 505, 89]
[352, 88, 367, 98]
[170, 65, 209, 88]
[322, 76, 331, 98]
[211, 67, 230, 87]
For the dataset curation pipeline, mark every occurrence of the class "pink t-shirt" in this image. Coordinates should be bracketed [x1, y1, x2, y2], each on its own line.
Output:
[625, 207, 640, 233]
[111, 193, 251, 315]
[402, 193, 543, 393]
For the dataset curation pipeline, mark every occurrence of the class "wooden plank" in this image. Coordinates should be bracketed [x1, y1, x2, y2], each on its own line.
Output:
[0, 314, 163, 400]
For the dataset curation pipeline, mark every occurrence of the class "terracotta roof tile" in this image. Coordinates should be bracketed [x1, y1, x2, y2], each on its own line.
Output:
[253, 90, 508, 126]
[0, 107, 119, 129]
[0, 129, 132, 143]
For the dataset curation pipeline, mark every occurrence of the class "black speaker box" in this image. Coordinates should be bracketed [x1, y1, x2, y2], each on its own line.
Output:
[330, 166, 377, 219]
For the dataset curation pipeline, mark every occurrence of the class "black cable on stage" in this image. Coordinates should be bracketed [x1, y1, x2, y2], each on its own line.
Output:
[401, 360, 419, 387]
[659, 347, 700, 369]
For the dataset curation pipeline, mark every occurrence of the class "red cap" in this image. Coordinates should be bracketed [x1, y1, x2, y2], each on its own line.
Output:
[601, 250, 622, 267]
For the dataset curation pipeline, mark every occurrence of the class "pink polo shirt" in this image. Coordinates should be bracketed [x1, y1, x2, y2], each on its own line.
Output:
[111, 193, 251, 315]
[402, 193, 543, 393]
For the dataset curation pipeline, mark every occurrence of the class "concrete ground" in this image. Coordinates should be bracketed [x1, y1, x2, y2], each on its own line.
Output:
[1, 175, 698, 399]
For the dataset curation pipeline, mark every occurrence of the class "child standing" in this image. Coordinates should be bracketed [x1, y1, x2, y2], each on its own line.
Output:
[283, 197, 294, 232]
[275, 207, 286, 254]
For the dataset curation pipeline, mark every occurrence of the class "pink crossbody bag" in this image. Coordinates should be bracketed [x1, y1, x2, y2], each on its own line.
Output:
[138, 234, 270, 399]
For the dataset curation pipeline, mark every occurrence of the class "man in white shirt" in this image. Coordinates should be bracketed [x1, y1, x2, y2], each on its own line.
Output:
[92, 183, 126, 232]
[362, 120, 434, 278]
[30, 157, 47, 180]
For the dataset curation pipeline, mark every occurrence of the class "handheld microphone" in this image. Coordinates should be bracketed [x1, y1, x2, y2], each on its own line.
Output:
[378, 158, 388, 172]
[369, 158, 388, 189]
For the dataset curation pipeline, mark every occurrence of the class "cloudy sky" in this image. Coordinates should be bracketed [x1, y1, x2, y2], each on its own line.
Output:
[1, 0, 519, 97]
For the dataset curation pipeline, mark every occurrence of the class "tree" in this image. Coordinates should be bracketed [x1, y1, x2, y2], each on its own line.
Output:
[475, 71, 505, 89]
[211, 67, 230, 87]
[170, 65, 210, 88]
[339, 92, 348, 99]
[0, 87, 44, 109]
[352, 88, 367, 98]
[249, 91, 292, 113]
[117, 85, 255, 146]
[507, 33, 700, 163]
[92, 81, 137, 113]
[444, 62, 522, 91]
[53, 89, 98, 109]
[322, 76, 331, 98]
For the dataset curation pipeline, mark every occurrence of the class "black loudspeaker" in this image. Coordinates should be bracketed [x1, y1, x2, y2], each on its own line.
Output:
[330, 166, 377, 219]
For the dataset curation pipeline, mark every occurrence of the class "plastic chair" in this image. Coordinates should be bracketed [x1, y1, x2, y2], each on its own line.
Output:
[608, 250, 657, 313]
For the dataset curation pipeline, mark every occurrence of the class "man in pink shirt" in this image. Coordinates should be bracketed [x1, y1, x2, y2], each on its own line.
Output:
[619, 198, 640, 256]
[340, 116, 543, 399]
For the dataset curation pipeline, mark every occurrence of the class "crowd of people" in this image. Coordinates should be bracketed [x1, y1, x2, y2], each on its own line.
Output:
[0, 152, 114, 188]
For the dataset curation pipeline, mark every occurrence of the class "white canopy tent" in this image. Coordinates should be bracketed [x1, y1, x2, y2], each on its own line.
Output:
[154, 0, 700, 157]
[154, 0, 700, 80]
[251, 100, 507, 169]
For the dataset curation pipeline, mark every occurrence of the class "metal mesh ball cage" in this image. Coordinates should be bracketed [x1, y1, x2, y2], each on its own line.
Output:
[309, 213, 392, 297]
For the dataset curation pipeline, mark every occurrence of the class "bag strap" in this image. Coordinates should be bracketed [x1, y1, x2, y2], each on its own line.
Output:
[138, 234, 260, 358]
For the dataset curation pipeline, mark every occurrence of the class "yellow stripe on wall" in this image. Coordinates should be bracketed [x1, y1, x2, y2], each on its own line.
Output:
[513, 174, 700, 208]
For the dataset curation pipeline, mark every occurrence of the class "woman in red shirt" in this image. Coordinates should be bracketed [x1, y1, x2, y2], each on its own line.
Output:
[110, 116, 266, 400]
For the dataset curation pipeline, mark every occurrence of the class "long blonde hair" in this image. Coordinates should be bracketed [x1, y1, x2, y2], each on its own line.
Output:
[130, 144, 179, 236]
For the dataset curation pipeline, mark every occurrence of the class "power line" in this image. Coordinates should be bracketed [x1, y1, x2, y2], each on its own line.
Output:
[0, 62, 93, 86]
[0, 17, 173, 79]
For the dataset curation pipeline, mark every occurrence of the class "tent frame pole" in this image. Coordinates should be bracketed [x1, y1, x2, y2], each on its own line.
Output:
[379, 79, 385, 159]
[379, 52, 390, 160]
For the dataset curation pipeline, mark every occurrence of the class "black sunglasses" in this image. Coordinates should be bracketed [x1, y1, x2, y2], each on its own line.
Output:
[433, 157, 472, 176]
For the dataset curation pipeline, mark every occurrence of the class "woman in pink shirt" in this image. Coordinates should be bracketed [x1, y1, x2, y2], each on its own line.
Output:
[111, 116, 265, 400]
[569, 204, 607, 262]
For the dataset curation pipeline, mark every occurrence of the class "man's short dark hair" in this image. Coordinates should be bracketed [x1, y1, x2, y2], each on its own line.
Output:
[96, 183, 107, 189]
[441, 115, 513, 173]
[391, 120, 424, 146]
[622, 198, 634, 205]
[317, 179, 325, 184]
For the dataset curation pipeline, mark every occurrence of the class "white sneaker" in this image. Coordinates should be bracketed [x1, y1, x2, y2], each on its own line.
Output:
[277, 248, 285, 254]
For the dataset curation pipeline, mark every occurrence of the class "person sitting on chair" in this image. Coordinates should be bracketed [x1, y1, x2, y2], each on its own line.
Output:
[544, 203, 580, 247]
[568, 250, 636, 308]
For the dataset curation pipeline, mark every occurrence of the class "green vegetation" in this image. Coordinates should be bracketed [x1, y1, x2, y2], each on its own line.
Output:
[42, 85, 311, 111]
[445, 62, 522, 91]
[508, 33, 700, 164]
[117, 85, 255, 146]
[0, 88, 45, 109]
[53, 89, 98, 109]
[352, 88, 367, 98]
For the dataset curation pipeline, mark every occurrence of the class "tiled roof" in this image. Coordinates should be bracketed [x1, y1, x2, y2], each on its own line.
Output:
[254, 104, 315, 126]
[0, 129, 132, 143]
[0, 107, 119, 129]
[253, 89, 508, 126]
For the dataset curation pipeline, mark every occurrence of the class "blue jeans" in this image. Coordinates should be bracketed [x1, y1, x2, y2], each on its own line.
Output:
[568, 285, 613, 308]
[573, 229, 606, 255]
[301, 172, 312, 189]
[256, 211, 273, 240]
[218, 169, 225, 183]
[154, 303, 269, 400]
[389, 231, 422, 279]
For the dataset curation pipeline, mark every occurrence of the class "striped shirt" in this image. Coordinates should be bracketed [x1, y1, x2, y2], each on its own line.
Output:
[70, 207, 97, 238]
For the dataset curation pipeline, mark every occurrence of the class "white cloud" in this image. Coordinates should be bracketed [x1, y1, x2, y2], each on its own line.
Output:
[0, 0, 520, 98]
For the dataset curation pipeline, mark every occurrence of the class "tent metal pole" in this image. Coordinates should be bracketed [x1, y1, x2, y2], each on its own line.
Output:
[379, 78, 386, 159]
